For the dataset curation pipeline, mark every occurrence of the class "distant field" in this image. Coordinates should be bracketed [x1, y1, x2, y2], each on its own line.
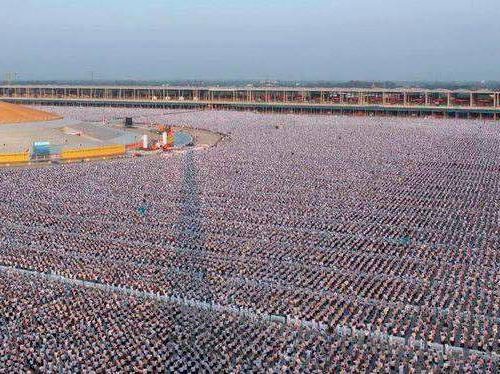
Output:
[0, 102, 61, 124]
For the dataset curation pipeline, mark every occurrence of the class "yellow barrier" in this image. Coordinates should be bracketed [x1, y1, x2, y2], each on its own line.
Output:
[0, 152, 30, 164]
[61, 144, 125, 161]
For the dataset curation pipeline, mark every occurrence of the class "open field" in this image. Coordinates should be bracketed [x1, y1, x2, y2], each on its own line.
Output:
[0, 101, 61, 124]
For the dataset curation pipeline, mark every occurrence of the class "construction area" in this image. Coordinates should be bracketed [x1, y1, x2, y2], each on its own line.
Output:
[0, 102, 194, 165]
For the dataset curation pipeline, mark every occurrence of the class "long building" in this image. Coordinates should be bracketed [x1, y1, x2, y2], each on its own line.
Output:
[1, 85, 500, 119]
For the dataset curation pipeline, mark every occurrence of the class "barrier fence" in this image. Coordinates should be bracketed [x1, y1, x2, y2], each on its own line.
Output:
[60, 144, 126, 160]
[0, 151, 30, 164]
[0, 144, 126, 165]
[126, 141, 142, 150]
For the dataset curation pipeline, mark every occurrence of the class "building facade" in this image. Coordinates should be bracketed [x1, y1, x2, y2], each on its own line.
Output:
[1, 85, 499, 119]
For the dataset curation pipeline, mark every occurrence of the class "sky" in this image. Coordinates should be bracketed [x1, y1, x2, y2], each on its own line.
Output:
[1, 0, 499, 81]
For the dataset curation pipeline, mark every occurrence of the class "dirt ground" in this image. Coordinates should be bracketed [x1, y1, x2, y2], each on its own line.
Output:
[0, 102, 61, 124]
[173, 126, 226, 148]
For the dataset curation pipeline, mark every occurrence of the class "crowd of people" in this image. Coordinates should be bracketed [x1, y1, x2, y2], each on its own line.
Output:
[0, 107, 499, 371]
[4, 270, 497, 372]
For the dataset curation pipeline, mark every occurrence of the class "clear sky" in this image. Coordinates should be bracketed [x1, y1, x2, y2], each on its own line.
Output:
[1, 0, 499, 81]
